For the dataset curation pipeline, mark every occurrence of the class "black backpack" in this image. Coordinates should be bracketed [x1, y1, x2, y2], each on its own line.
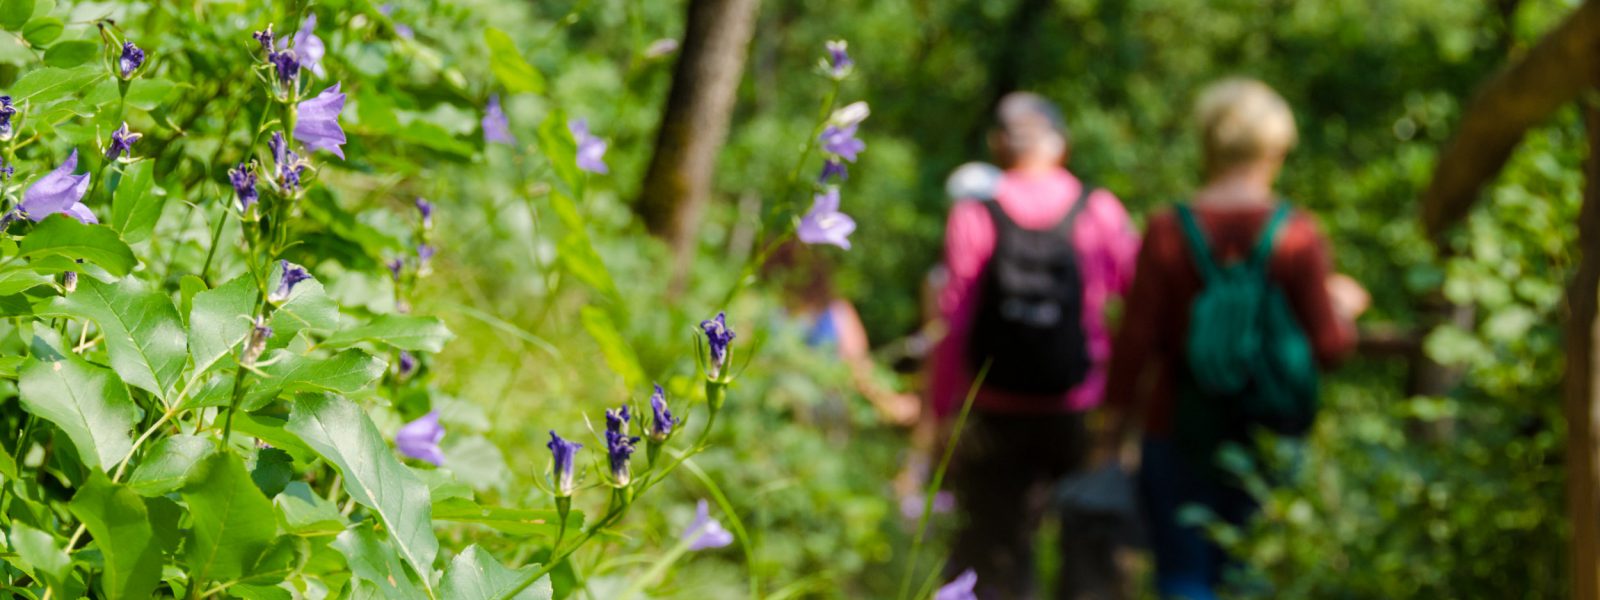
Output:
[966, 187, 1093, 395]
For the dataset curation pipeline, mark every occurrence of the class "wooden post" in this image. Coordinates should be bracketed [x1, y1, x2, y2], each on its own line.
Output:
[1567, 98, 1600, 600]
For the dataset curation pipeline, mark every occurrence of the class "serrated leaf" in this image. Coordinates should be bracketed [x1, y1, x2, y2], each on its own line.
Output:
[431, 498, 580, 537]
[182, 451, 277, 586]
[109, 160, 165, 243]
[333, 524, 428, 600]
[484, 28, 544, 95]
[0, 0, 34, 30]
[43, 276, 186, 398]
[18, 354, 139, 472]
[21, 214, 137, 277]
[323, 314, 454, 352]
[41, 39, 96, 67]
[187, 275, 257, 376]
[440, 545, 550, 600]
[126, 434, 215, 496]
[288, 394, 438, 586]
[69, 477, 163, 600]
[578, 306, 643, 389]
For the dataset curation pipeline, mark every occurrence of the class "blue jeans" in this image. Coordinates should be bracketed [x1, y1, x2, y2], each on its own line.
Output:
[1137, 438, 1258, 600]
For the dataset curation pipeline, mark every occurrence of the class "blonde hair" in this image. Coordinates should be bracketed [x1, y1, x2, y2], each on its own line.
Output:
[1195, 78, 1297, 177]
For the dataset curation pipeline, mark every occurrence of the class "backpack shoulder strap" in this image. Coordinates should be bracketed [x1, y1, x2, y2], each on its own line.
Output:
[1246, 203, 1293, 270]
[1175, 204, 1221, 282]
[1056, 184, 1093, 241]
[981, 199, 1018, 236]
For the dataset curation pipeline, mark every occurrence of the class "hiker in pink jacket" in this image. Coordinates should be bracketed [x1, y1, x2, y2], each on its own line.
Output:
[934, 92, 1139, 599]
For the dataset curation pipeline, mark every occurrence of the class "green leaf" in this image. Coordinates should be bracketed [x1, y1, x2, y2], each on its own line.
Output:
[124, 78, 177, 110]
[323, 314, 454, 352]
[0, 0, 34, 30]
[8, 523, 72, 594]
[43, 276, 186, 398]
[440, 545, 550, 600]
[267, 278, 339, 346]
[21, 17, 64, 46]
[182, 349, 385, 411]
[126, 434, 215, 496]
[332, 524, 428, 600]
[484, 28, 545, 95]
[109, 160, 165, 243]
[430, 498, 580, 537]
[41, 40, 97, 67]
[187, 275, 257, 376]
[8, 65, 99, 105]
[287, 394, 438, 584]
[68, 477, 163, 600]
[251, 447, 294, 497]
[535, 110, 581, 195]
[181, 451, 277, 586]
[0, 268, 53, 295]
[21, 214, 137, 277]
[578, 306, 644, 389]
[274, 481, 346, 537]
[18, 354, 139, 472]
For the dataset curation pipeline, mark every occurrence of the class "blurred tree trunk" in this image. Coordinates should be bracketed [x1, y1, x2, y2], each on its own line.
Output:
[1568, 98, 1600, 600]
[636, 0, 761, 285]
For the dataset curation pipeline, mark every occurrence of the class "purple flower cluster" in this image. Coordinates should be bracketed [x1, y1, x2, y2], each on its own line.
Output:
[700, 312, 736, 380]
[605, 406, 641, 486]
[268, 132, 306, 190]
[119, 41, 145, 79]
[269, 260, 312, 303]
[229, 163, 258, 211]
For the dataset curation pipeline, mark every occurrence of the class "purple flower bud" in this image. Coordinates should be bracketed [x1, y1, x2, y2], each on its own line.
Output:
[269, 260, 311, 303]
[396, 350, 417, 379]
[268, 132, 305, 190]
[647, 384, 678, 442]
[934, 569, 978, 600]
[604, 406, 640, 487]
[825, 40, 853, 78]
[818, 158, 848, 183]
[62, 271, 78, 293]
[387, 257, 405, 282]
[243, 316, 272, 366]
[416, 244, 435, 275]
[0, 96, 13, 140]
[395, 411, 445, 466]
[268, 48, 300, 87]
[414, 197, 433, 229]
[228, 163, 258, 211]
[683, 499, 734, 550]
[292, 15, 326, 78]
[20, 150, 92, 224]
[105, 122, 142, 161]
[819, 124, 865, 162]
[253, 25, 276, 53]
[547, 430, 582, 497]
[568, 119, 608, 174]
[482, 95, 515, 145]
[0, 160, 12, 181]
[295, 83, 347, 159]
[798, 187, 856, 250]
[699, 312, 736, 380]
[119, 41, 145, 78]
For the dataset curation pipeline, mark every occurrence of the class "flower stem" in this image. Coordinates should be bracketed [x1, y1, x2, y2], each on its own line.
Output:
[897, 361, 989, 600]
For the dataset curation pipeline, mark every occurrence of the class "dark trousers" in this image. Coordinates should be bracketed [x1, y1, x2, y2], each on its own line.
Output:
[947, 411, 1126, 600]
[1138, 438, 1259, 600]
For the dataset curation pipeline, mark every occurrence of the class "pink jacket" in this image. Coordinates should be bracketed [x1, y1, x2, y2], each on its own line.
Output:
[930, 167, 1139, 419]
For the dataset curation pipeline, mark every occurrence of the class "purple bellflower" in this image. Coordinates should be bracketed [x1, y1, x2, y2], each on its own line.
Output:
[934, 570, 978, 600]
[379, 4, 415, 39]
[397, 350, 417, 379]
[268, 48, 300, 87]
[242, 316, 272, 366]
[825, 40, 853, 79]
[229, 163, 258, 211]
[482, 94, 515, 145]
[0, 160, 12, 181]
[253, 25, 276, 53]
[1, 96, 17, 140]
[798, 187, 856, 250]
[387, 257, 405, 282]
[293, 15, 326, 78]
[818, 158, 847, 183]
[684, 499, 734, 550]
[647, 384, 679, 442]
[416, 244, 435, 275]
[547, 431, 582, 497]
[568, 119, 608, 174]
[415, 197, 434, 229]
[819, 124, 865, 162]
[119, 41, 145, 78]
[396, 411, 445, 466]
[20, 150, 93, 224]
[296, 83, 347, 159]
[700, 312, 736, 380]
[605, 406, 640, 486]
[268, 132, 306, 190]
[106, 122, 141, 161]
[269, 260, 312, 303]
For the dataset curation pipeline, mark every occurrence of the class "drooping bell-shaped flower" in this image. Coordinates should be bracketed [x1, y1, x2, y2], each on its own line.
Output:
[119, 41, 145, 79]
[396, 350, 417, 379]
[415, 197, 433, 229]
[568, 119, 608, 174]
[295, 83, 346, 159]
[269, 260, 312, 303]
[292, 15, 326, 78]
[395, 411, 445, 466]
[105, 122, 142, 161]
[268, 48, 300, 87]
[819, 124, 865, 162]
[253, 25, 276, 53]
[798, 187, 856, 250]
[647, 384, 679, 442]
[818, 158, 848, 183]
[547, 430, 582, 497]
[934, 570, 978, 600]
[416, 244, 435, 275]
[683, 499, 734, 550]
[604, 406, 640, 487]
[228, 163, 258, 211]
[700, 312, 736, 380]
[482, 94, 515, 145]
[824, 40, 853, 79]
[0, 96, 14, 140]
[20, 150, 93, 224]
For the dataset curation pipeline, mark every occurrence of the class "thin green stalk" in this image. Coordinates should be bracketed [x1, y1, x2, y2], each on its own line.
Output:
[613, 535, 695, 600]
[680, 458, 760, 600]
[897, 362, 989, 600]
[199, 201, 230, 284]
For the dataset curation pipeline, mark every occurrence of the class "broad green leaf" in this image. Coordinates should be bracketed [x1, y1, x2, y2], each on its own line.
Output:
[109, 160, 165, 243]
[578, 306, 644, 389]
[0, 269, 52, 295]
[484, 28, 545, 95]
[268, 278, 339, 345]
[44, 276, 186, 398]
[124, 78, 176, 110]
[21, 17, 64, 46]
[41, 40, 96, 67]
[397, 120, 475, 157]
[126, 434, 215, 496]
[18, 354, 139, 472]
[181, 451, 277, 586]
[8, 523, 71, 594]
[274, 481, 346, 536]
[431, 498, 580, 537]
[187, 275, 257, 375]
[0, 0, 34, 30]
[440, 545, 550, 600]
[0, 437, 16, 478]
[0, 292, 36, 317]
[332, 524, 428, 600]
[232, 413, 317, 462]
[184, 349, 386, 411]
[322, 314, 454, 352]
[288, 394, 438, 583]
[7, 65, 98, 104]
[251, 447, 295, 497]
[21, 214, 136, 277]
[535, 110, 581, 195]
[69, 477, 163, 600]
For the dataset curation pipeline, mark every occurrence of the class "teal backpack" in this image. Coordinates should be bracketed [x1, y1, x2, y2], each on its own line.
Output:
[1173, 203, 1319, 464]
